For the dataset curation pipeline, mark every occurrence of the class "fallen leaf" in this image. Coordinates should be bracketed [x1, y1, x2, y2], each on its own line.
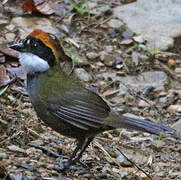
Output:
[0, 164, 7, 175]
[0, 65, 11, 87]
[22, 0, 55, 15]
[7, 66, 26, 80]
[0, 44, 19, 59]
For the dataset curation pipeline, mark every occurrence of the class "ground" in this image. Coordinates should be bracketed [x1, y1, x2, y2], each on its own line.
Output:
[0, 0, 181, 180]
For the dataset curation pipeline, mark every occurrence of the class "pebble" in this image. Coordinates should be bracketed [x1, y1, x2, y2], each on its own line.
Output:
[86, 52, 99, 60]
[168, 105, 181, 113]
[132, 51, 139, 65]
[116, 154, 132, 167]
[5, 33, 16, 42]
[74, 68, 93, 82]
[108, 19, 124, 29]
[7, 145, 25, 153]
[133, 35, 145, 43]
[122, 28, 134, 39]
[0, 152, 7, 159]
[120, 39, 133, 45]
[5, 24, 15, 31]
[0, 18, 9, 25]
[172, 119, 181, 132]
[104, 45, 113, 53]
[100, 51, 114, 66]
[138, 100, 149, 107]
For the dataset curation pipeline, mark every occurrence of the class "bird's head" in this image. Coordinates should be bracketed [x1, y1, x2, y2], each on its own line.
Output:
[9, 29, 66, 74]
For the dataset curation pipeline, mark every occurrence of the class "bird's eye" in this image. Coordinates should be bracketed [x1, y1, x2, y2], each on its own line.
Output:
[26, 39, 31, 45]
[33, 42, 37, 47]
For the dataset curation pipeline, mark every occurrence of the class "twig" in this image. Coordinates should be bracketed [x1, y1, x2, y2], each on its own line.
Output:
[28, 143, 61, 158]
[0, 131, 22, 145]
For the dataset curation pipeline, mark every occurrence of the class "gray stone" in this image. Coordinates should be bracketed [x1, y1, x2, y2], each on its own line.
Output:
[90, 5, 110, 16]
[131, 51, 139, 65]
[114, 0, 181, 50]
[138, 100, 149, 107]
[116, 154, 132, 167]
[98, 71, 168, 95]
[108, 19, 124, 29]
[168, 105, 181, 113]
[0, 152, 7, 159]
[11, 17, 59, 39]
[172, 119, 181, 132]
[133, 35, 145, 43]
[120, 39, 133, 45]
[0, 17, 9, 25]
[74, 68, 92, 82]
[86, 52, 99, 60]
[5, 33, 16, 42]
[100, 51, 114, 66]
[104, 45, 113, 53]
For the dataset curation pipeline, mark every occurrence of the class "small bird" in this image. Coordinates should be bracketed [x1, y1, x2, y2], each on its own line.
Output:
[9, 29, 178, 170]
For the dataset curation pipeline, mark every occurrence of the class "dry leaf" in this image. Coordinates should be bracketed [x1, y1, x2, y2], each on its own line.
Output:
[0, 65, 10, 87]
[22, 0, 54, 15]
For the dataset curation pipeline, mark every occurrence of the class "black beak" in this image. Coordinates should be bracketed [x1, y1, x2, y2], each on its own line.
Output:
[9, 42, 25, 52]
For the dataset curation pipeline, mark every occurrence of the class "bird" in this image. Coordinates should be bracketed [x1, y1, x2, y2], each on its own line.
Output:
[9, 29, 179, 170]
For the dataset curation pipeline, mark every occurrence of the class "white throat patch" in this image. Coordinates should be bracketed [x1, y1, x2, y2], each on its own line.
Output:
[19, 53, 50, 74]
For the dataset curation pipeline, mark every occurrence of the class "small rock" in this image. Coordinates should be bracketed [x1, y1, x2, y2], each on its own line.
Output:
[132, 51, 139, 65]
[90, 5, 110, 16]
[11, 17, 59, 39]
[175, 67, 181, 78]
[168, 59, 176, 68]
[0, 56, 5, 63]
[5, 24, 15, 31]
[74, 68, 92, 82]
[159, 97, 167, 103]
[87, 1, 97, 9]
[86, 52, 99, 60]
[133, 35, 145, 43]
[100, 51, 114, 66]
[0, 18, 9, 25]
[108, 19, 124, 29]
[7, 145, 25, 153]
[116, 154, 132, 167]
[104, 45, 113, 53]
[122, 28, 134, 39]
[138, 100, 149, 107]
[0, 152, 7, 159]
[172, 119, 181, 132]
[59, 25, 69, 34]
[139, 54, 149, 61]
[168, 105, 181, 113]
[120, 39, 133, 45]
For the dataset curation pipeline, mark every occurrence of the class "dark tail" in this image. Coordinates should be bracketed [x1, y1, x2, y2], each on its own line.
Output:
[122, 116, 174, 135]
[106, 114, 180, 138]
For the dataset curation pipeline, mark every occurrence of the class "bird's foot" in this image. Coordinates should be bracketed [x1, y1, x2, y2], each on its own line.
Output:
[57, 158, 89, 171]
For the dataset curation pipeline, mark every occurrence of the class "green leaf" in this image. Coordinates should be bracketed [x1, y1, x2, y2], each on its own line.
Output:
[0, 85, 8, 96]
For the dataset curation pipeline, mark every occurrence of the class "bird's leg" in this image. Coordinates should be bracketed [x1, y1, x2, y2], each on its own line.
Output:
[59, 137, 93, 170]
[72, 137, 94, 163]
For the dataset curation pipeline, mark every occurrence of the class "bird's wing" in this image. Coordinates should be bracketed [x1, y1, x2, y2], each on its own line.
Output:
[47, 88, 110, 131]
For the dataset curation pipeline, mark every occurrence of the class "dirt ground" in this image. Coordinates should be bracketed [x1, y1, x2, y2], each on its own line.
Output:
[0, 0, 181, 179]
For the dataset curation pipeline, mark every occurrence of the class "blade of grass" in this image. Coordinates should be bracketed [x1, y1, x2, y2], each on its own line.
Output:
[0, 85, 8, 96]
